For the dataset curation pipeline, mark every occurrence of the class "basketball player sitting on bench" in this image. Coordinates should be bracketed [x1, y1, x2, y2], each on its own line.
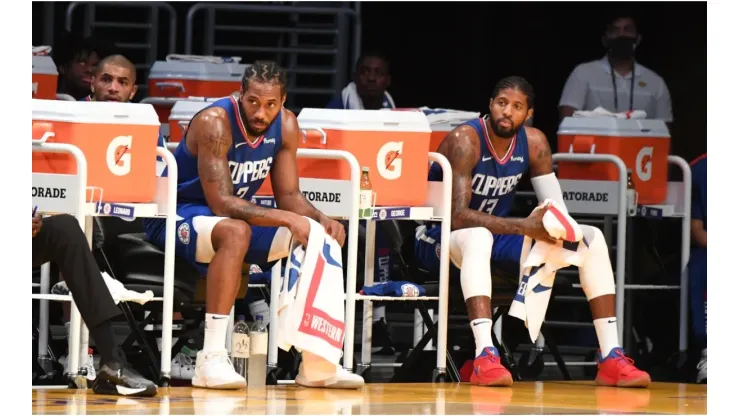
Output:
[415, 76, 650, 388]
[144, 61, 364, 390]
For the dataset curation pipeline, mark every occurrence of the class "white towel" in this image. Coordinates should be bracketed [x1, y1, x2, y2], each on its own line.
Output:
[165, 54, 242, 64]
[573, 106, 647, 120]
[419, 107, 480, 125]
[277, 217, 346, 366]
[102, 272, 154, 305]
[32, 46, 52, 56]
[340, 82, 396, 110]
[509, 200, 587, 342]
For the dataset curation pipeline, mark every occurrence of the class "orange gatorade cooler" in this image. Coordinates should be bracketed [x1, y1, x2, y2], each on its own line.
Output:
[32, 99, 161, 203]
[257, 109, 432, 206]
[557, 117, 671, 204]
[147, 55, 246, 123]
[168, 98, 221, 142]
[32, 54, 58, 100]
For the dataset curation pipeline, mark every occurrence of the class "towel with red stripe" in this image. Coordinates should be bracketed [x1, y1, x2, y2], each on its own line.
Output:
[509, 199, 589, 342]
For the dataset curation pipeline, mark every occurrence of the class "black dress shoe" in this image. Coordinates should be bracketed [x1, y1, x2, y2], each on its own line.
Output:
[92, 360, 158, 397]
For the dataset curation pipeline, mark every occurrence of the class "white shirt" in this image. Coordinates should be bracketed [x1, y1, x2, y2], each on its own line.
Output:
[559, 56, 673, 122]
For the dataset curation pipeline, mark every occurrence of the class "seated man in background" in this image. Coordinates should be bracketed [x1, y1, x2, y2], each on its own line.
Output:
[558, 12, 672, 129]
[415, 76, 650, 388]
[689, 154, 707, 383]
[33, 213, 157, 397]
[327, 51, 396, 110]
[54, 32, 113, 101]
[145, 61, 363, 390]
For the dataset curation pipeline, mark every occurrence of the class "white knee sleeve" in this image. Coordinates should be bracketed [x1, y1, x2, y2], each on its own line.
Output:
[192, 215, 228, 263]
[450, 228, 493, 300]
[578, 225, 616, 300]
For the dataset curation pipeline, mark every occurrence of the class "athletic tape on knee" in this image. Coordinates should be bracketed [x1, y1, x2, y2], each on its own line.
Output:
[192, 216, 228, 263]
[578, 225, 615, 300]
[452, 228, 493, 300]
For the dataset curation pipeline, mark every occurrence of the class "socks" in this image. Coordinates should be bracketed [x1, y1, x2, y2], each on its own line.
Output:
[373, 306, 386, 323]
[89, 320, 118, 365]
[203, 313, 230, 353]
[470, 318, 494, 356]
[593, 317, 621, 359]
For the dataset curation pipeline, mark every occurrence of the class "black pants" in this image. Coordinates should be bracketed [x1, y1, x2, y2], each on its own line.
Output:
[32, 214, 120, 328]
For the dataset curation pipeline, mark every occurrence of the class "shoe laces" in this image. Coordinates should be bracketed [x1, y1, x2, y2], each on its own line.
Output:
[174, 352, 195, 370]
[204, 350, 234, 368]
[697, 358, 707, 372]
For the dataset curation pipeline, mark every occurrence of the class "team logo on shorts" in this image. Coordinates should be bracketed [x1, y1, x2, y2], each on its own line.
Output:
[178, 223, 191, 244]
[400, 283, 420, 297]
[435, 243, 441, 259]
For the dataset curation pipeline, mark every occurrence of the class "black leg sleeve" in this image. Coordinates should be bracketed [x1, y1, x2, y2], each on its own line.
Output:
[32, 214, 120, 328]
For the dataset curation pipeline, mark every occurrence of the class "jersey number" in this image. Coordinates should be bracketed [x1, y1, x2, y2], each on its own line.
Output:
[478, 198, 499, 214]
[236, 187, 250, 199]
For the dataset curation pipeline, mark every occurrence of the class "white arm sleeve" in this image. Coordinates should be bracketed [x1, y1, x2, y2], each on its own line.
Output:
[531, 172, 567, 213]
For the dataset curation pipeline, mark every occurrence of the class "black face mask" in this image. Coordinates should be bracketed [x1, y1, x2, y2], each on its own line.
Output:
[606, 36, 637, 60]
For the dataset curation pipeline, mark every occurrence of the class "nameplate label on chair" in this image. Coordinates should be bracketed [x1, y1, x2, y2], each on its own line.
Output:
[253, 179, 354, 218]
[32, 173, 80, 214]
[560, 180, 619, 215]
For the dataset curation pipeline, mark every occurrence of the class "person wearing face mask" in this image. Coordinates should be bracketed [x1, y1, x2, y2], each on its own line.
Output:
[558, 13, 673, 130]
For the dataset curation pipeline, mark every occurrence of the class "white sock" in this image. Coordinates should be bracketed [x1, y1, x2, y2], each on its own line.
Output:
[373, 306, 386, 323]
[203, 313, 229, 353]
[593, 317, 621, 359]
[470, 318, 494, 356]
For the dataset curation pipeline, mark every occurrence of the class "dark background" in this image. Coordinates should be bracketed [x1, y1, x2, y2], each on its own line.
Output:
[32, 1, 707, 163]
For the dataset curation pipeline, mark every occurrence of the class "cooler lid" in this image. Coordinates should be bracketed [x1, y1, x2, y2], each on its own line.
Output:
[557, 117, 670, 138]
[32, 99, 160, 126]
[32, 55, 58, 76]
[421, 107, 480, 131]
[169, 99, 220, 120]
[149, 60, 246, 82]
[297, 108, 431, 132]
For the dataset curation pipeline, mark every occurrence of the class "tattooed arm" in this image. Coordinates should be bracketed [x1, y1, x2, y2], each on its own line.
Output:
[438, 126, 529, 235]
[271, 109, 347, 245]
[191, 107, 300, 228]
[525, 127, 554, 178]
[271, 109, 325, 222]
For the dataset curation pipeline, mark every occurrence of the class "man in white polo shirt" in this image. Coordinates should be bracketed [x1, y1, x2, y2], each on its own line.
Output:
[558, 13, 673, 129]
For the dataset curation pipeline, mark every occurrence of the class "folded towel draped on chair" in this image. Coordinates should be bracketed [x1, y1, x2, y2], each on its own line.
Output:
[509, 200, 588, 342]
[277, 218, 346, 365]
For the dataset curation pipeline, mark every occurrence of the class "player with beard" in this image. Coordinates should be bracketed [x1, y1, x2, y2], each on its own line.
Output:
[415, 76, 650, 387]
[84, 54, 138, 102]
[144, 61, 362, 390]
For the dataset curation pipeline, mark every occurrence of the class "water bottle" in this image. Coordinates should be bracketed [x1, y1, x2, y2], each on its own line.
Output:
[248, 314, 268, 388]
[359, 167, 373, 219]
[231, 315, 250, 380]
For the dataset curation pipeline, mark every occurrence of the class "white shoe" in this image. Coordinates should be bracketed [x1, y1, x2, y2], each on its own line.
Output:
[192, 349, 246, 390]
[697, 348, 707, 383]
[171, 352, 196, 380]
[59, 353, 97, 381]
[295, 364, 364, 389]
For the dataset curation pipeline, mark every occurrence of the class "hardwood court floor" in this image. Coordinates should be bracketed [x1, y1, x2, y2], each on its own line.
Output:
[32, 381, 707, 415]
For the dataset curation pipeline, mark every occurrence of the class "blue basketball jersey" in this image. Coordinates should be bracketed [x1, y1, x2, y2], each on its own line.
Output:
[165, 96, 284, 204]
[429, 117, 530, 218]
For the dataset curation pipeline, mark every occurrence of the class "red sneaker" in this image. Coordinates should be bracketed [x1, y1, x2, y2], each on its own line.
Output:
[595, 347, 651, 388]
[470, 347, 513, 387]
